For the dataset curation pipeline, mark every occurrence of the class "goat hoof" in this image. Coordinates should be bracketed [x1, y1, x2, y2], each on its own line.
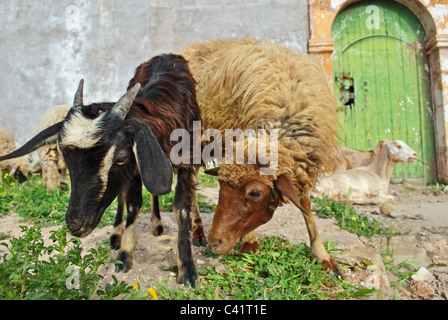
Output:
[192, 236, 207, 247]
[177, 267, 198, 288]
[110, 234, 121, 250]
[115, 251, 133, 273]
[152, 225, 164, 237]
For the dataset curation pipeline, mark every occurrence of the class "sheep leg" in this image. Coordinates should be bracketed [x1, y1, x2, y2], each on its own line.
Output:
[190, 188, 207, 247]
[173, 167, 197, 287]
[59, 167, 68, 191]
[110, 191, 126, 250]
[300, 196, 341, 275]
[42, 159, 60, 190]
[240, 231, 259, 253]
[150, 195, 164, 236]
[115, 174, 143, 273]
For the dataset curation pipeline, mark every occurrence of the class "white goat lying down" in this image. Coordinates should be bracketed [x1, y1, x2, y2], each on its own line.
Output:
[313, 140, 418, 204]
[331, 140, 384, 173]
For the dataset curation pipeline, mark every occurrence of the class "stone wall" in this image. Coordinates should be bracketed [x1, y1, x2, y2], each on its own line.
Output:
[0, 0, 309, 144]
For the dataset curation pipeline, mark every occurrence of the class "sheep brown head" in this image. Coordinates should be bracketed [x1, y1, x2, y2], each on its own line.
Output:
[206, 164, 306, 254]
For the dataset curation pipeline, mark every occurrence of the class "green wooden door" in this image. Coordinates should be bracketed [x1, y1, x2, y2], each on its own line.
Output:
[331, 0, 436, 182]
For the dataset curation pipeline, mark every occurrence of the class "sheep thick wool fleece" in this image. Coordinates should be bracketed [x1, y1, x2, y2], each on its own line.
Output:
[36, 105, 70, 189]
[0, 127, 30, 178]
[179, 38, 340, 200]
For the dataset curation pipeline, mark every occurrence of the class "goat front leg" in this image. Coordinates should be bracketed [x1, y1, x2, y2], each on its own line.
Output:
[115, 174, 143, 273]
[300, 196, 341, 275]
[151, 195, 164, 236]
[190, 178, 207, 247]
[110, 191, 125, 250]
[174, 167, 197, 287]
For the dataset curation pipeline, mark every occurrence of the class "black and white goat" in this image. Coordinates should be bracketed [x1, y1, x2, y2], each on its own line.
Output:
[0, 54, 203, 286]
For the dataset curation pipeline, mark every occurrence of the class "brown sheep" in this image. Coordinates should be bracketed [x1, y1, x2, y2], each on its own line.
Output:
[178, 38, 341, 273]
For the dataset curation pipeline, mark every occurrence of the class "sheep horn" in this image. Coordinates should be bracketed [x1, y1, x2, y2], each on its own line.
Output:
[73, 79, 84, 108]
[113, 83, 141, 119]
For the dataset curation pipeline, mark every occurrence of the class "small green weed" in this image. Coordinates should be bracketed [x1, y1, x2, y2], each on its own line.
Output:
[0, 173, 216, 226]
[197, 168, 219, 188]
[424, 182, 448, 195]
[312, 196, 389, 238]
[0, 225, 143, 300]
[0, 174, 117, 227]
[155, 236, 371, 300]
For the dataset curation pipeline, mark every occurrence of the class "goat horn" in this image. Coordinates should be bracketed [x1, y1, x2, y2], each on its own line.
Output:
[73, 79, 84, 108]
[113, 83, 141, 119]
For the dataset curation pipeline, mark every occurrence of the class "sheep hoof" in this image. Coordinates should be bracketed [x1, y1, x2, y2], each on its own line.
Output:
[240, 240, 260, 253]
[115, 251, 133, 273]
[323, 258, 345, 280]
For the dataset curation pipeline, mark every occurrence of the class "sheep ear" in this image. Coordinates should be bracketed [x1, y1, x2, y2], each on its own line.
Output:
[134, 124, 173, 196]
[204, 167, 219, 176]
[0, 121, 63, 162]
[274, 174, 307, 214]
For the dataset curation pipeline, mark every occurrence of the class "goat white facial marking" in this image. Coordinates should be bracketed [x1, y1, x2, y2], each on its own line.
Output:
[99, 145, 117, 193]
[60, 110, 105, 149]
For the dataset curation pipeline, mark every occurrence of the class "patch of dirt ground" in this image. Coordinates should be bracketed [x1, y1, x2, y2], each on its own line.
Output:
[0, 181, 447, 300]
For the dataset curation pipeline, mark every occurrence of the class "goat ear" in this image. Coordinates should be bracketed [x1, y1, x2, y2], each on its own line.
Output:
[134, 125, 173, 196]
[0, 121, 64, 162]
[274, 174, 307, 213]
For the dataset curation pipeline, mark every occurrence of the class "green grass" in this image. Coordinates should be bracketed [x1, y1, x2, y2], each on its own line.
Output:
[312, 195, 389, 238]
[0, 225, 152, 300]
[0, 174, 116, 227]
[0, 173, 215, 226]
[1, 172, 382, 300]
[197, 168, 219, 187]
[156, 236, 372, 300]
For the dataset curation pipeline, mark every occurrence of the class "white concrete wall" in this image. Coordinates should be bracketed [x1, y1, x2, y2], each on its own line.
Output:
[0, 0, 309, 145]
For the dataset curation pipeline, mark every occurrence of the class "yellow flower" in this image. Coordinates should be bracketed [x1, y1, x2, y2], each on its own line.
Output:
[148, 288, 158, 300]
[130, 283, 138, 290]
[326, 206, 330, 210]
[351, 216, 357, 221]
[386, 256, 391, 260]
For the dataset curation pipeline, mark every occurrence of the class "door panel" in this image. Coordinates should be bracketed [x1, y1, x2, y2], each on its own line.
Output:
[331, 0, 436, 182]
